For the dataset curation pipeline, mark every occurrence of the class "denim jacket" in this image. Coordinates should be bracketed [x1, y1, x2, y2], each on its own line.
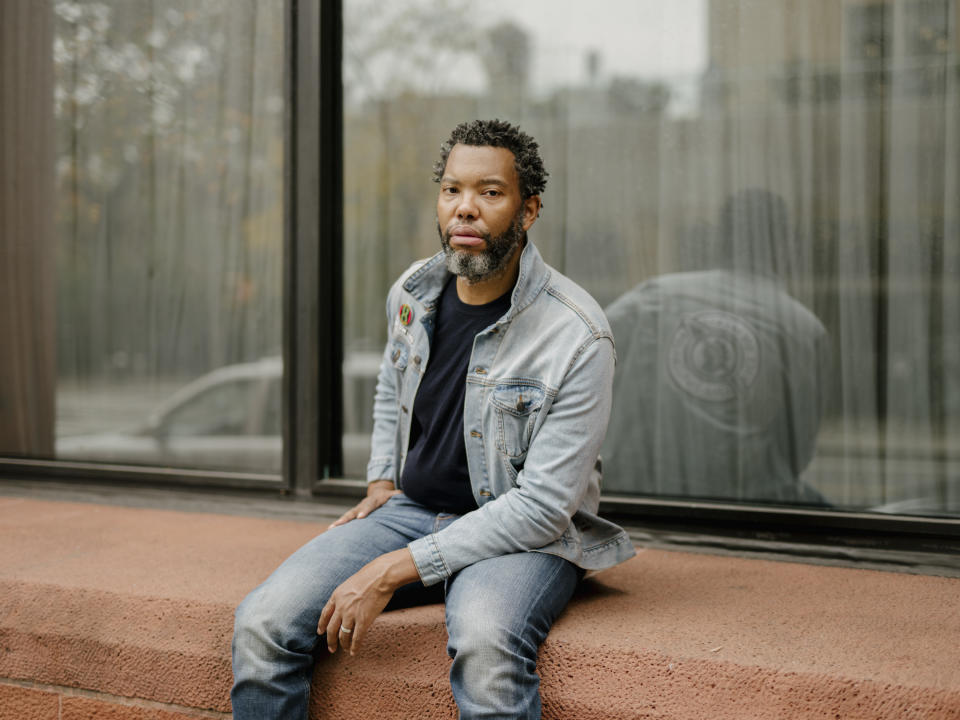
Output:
[367, 241, 636, 586]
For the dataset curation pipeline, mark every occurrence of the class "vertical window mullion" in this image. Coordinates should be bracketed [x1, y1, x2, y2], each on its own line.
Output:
[317, 0, 345, 482]
[286, 0, 343, 496]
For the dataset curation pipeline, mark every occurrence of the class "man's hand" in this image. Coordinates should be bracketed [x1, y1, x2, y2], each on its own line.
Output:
[330, 479, 400, 527]
[317, 548, 419, 655]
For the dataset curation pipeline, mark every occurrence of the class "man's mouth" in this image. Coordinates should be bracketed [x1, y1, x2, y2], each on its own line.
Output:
[448, 225, 485, 248]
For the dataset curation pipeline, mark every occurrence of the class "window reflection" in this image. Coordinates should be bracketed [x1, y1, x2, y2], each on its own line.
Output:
[57, 359, 281, 473]
[602, 190, 831, 504]
[45, 0, 285, 475]
[342, 0, 960, 517]
[163, 379, 256, 438]
[0, 1, 285, 475]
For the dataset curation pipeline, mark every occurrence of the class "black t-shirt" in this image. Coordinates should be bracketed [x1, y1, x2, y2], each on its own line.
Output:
[400, 276, 512, 514]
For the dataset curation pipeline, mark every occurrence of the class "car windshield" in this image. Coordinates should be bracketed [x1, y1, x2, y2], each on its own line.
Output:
[162, 379, 256, 437]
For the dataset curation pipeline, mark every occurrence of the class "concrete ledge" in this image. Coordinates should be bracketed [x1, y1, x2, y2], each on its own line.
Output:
[1, 498, 959, 719]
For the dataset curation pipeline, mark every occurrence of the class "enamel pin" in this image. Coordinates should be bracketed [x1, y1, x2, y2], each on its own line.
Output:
[399, 304, 414, 326]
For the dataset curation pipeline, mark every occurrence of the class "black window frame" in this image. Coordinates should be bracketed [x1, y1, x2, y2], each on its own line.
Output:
[1, 0, 959, 552]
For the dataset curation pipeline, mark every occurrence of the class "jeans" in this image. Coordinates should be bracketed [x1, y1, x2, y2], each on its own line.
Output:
[231, 494, 580, 720]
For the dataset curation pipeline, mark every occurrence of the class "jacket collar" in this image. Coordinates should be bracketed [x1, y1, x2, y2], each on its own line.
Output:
[402, 241, 551, 318]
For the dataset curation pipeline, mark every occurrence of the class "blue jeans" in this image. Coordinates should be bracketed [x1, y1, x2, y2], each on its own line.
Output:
[231, 494, 580, 720]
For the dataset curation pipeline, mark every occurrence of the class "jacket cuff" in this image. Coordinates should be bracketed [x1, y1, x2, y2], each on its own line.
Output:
[365, 455, 394, 484]
[407, 534, 449, 587]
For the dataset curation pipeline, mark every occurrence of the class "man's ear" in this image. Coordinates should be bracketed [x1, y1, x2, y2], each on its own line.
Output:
[521, 195, 541, 232]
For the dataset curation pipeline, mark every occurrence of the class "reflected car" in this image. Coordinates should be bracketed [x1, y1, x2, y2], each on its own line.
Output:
[56, 354, 379, 475]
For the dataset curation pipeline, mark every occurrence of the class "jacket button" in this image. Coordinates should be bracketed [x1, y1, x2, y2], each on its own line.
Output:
[515, 397, 525, 412]
[401, 405, 409, 413]
[479, 489, 491, 497]
[474, 367, 487, 375]
[470, 430, 482, 438]
[413, 355, 421, 365]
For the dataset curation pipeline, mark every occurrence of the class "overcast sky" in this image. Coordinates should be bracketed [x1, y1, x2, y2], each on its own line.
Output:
[493, 0, 708, 90]
[344, 0, 708, 113]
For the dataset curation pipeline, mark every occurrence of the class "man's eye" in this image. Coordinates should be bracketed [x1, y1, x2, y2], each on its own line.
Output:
[483, 190, 501, 197]
[443, 187, 459, 194]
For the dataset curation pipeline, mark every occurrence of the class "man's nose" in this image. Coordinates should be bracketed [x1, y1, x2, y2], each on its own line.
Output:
[456, 191, 478, 219]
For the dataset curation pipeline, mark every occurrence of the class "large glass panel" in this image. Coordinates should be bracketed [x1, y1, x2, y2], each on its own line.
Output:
[0, 0, 285, 476]
[341, 0, 960, 518]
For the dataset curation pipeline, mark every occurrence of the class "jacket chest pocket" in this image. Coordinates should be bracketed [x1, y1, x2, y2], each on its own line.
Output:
[489, 384, 545, 459]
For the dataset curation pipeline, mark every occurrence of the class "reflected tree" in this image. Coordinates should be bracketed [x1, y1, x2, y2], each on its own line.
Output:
[53, 0, 285, 382]
[342, 0, 479, 353]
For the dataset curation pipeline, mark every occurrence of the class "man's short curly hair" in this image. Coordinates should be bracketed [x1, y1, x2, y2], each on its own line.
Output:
[432, 119, 548, 200]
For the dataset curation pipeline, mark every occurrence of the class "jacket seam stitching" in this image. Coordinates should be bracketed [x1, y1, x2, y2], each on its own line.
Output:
[561, 334, 613, 383]
[581, 533, 633, 553]
[428, 534, 451, 579]
[465, 376, 560, 397]
[545, 286, 603, 335]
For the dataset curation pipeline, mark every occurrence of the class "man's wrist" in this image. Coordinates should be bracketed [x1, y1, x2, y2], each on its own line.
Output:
[367, 479, 395, 495]
[375, 548, 420, 591]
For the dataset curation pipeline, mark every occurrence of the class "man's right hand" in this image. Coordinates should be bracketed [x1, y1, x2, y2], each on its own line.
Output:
[330, 479, 400, 527]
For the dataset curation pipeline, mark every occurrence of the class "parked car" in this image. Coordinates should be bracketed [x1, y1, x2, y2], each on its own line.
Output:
[56, 354, 379, 476]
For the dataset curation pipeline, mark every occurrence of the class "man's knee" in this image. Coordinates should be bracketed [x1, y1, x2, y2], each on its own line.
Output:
[446, 592, 539, 664]
[234, 585, 278, 651]
[445, 554, 579, 670]
[234, 579, 322, 657]
[445, 596, 543, 718]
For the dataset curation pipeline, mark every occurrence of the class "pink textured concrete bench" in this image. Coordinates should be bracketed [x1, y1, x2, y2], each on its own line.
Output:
[1, 498, 960, 719]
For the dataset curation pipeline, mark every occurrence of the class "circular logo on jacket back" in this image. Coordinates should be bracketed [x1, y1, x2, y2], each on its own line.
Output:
[667, 310, 760, 402]
[399, 304, 414, 326]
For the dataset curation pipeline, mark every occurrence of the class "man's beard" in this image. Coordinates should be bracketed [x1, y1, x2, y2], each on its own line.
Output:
[439, 209, 524, 283]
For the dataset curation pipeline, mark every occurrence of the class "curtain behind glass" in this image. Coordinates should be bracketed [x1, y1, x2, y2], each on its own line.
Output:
[3, 0, 288, 475]
[882, 0, 959, 511]
[342, 0, 959, 518]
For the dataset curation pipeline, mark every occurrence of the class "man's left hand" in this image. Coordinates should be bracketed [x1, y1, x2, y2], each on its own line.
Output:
[317, 548, 420, 655]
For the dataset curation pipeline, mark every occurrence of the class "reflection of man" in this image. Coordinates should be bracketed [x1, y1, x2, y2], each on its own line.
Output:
[602, 189, 830, 503]
[232, 120, 634, 719]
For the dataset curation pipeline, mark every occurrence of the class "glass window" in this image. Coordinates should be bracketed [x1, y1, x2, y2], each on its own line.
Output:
[0, 0, 285, 477]
[848, 3, 887, 62]
[162, 380, 256, 438]
[905, 0, 951, 57]
[262, 378, 282, 438]
[341, 0, 960, 518]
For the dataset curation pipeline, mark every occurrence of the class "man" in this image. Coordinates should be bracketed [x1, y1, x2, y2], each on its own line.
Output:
[231, 119, 635, 720]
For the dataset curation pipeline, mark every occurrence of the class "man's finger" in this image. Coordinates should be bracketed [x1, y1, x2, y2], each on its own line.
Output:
[331, 497, 376, 527]
[349, 622, 366, 656]
[338, 621, 355, 652]
[317, 602, 333, 635]
[330, 508, 357, 527]
[325, 612, 342, 653]
[354, 498, 377, 519]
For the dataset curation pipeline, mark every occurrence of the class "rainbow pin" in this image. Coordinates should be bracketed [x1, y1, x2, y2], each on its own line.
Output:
[399, 304, 414, 326]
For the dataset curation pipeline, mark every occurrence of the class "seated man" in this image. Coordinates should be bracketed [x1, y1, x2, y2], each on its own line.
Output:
[231, 119, 635, 720]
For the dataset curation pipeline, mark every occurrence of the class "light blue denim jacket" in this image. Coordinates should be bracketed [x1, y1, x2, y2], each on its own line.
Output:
[367, 241, 636, 586]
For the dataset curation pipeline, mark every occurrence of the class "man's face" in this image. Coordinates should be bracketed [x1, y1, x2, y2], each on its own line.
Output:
[436, 144, 538, 283]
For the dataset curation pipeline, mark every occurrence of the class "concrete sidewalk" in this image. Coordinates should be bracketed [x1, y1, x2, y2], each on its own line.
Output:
[1, 497, 959, 719]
